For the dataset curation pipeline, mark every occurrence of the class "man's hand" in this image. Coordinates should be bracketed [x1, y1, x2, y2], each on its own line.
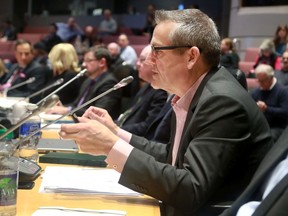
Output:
[256, 100, 267, 112]
[59, 117, 119, 156]
[82, 106, 119, 134]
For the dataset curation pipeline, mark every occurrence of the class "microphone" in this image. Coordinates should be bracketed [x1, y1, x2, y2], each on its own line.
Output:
[2, 77, 36, 98]
[24, 78, 64, 101]
[11, 76, 134, 149]
[36, 69, 87, 106]
[0, 94, 59, 140]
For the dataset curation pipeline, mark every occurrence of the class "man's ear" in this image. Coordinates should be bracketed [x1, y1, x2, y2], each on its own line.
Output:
[187, 47, 201, 69]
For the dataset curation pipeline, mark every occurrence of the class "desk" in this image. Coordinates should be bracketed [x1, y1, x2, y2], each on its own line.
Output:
[17, 129, 161, 216]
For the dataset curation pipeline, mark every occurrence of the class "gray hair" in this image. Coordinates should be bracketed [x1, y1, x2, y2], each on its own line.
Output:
[254, 64, 274, 77]
[155, 9, 220, 67]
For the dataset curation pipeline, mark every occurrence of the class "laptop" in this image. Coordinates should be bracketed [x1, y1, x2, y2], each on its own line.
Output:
[37, 138, 79, 153]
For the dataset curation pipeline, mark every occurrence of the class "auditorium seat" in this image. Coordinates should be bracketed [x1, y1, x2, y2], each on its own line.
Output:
[17, 33, 46, 45]
[0, 41, 15, 61]
[246, 78, 259, 91]
[23, 26, 50, 34]
[239, 47, 259, 76]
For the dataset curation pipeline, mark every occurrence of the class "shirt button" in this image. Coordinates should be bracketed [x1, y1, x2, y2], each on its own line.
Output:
[112, 164, 117, 169]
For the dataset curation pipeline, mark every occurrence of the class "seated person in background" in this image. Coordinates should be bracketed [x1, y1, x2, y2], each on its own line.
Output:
[220, 126, 288, 216]
[251, 64, 288, 142]
[47, 47, 121, 119]
[220, 37, 240, 70]
[59, 9, 273, 216]
[40, 23, 62, 52]
[0, 20, 16, 41]
[56, 17, 84, 43]
[273, 24, 288, 56]
[32, 42, 49, 66]
[116, 45, 167, 136]
[43, 43, 86, 105]
[118, 34, 138, 69]
[275, 50, 288, 86]
[0, 39, 50, 103]
[253, 39, 279, 71]
[0, 59, 8, 79]
[98, 9, 117, 36]
[107, 42, 124, 71]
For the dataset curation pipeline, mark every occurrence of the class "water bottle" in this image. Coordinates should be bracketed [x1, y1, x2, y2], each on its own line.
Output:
[18, 115, 41, 162]
[0, 128, 18, 216]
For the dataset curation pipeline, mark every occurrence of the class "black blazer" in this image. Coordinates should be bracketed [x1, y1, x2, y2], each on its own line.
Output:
[120, 83, 167, 136]
[70, 72, 122, 119]
[118, 67, 273, 216]
[43, 70, 87, 105]
[1, 60, 50, 103]
[221, 126, 288, 216]
[144, 96, 173, 143]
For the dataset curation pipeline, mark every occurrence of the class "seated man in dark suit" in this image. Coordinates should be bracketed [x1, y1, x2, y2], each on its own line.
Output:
[116, 45, 167, 136]
[251, 64, 288, 142]
[221, 126, 288, 216]
[47, 47, 122, 119]
[0, 39, 50, 103]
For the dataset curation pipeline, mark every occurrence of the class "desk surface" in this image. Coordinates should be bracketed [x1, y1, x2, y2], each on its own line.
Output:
[17, 128, 161, 216]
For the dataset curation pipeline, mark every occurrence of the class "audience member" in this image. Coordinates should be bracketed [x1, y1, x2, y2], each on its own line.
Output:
[107, 42, 124, 72]
[275, 50, 288, 86]
[220, 126, 288, 216]
[40, 23, 62, 52]
[0, 39, 50, 103]
[220, 37, 240, 70]
[33, 42, 49, 66]
[251, 64, 288, 142]
[142, 3, 156, 39]
[47, 47, 121, 119]
[56, 17, 84, 43]
[0, 59, 8, 78]
[253, 39, 278, 71]
[60, 9, 273, 216]
[118, 34, 138, 68]
[273, 24, 288, 56]
[44, 43, 86, 105]
[98, 9, 117, 36]
[0, 20, 16, 41]
[116, 45, 167, 136]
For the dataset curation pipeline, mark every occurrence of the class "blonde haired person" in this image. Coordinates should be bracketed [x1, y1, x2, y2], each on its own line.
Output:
[0, 58, 8, 78]
[43, 43, 86, 105]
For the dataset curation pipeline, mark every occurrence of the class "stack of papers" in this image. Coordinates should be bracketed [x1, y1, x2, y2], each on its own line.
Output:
[33, 207, 126, 216]
[39, 166, 141, 196]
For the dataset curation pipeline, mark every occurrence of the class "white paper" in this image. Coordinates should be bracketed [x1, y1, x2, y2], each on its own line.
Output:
[32, 207, 126, 216]
[39, 166, 141, 196]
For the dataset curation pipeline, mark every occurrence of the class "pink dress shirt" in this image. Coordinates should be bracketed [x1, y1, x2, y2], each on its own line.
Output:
[106, 73, 207, 172]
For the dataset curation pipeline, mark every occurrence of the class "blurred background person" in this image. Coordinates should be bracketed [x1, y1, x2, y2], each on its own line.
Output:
[118, 34, 137, 69]
[0, 39, 50, 103]
[40, 23, 62, 53]
[275, 50, 288, 86]
[251, 64, 288, 142]
[56, 17, 84, 43]
[0, 19, 16, 41]
[98, 9, 117, 36]
[43, 43, 86, 105]
[220, 37, 240, 70]
[273, 24, 288, 56]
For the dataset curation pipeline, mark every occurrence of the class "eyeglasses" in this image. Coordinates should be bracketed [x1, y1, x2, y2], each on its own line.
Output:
[151, 44, 195, 52]
[282, 57, 288, 61]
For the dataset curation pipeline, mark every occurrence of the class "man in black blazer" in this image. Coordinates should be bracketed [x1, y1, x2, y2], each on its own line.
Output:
[221, 126, 288, 216]
[0, 39, 50, 103]
[116, 45, 167, 136]
[60, 9, 273, 216]
[48, 47, 121, 119]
